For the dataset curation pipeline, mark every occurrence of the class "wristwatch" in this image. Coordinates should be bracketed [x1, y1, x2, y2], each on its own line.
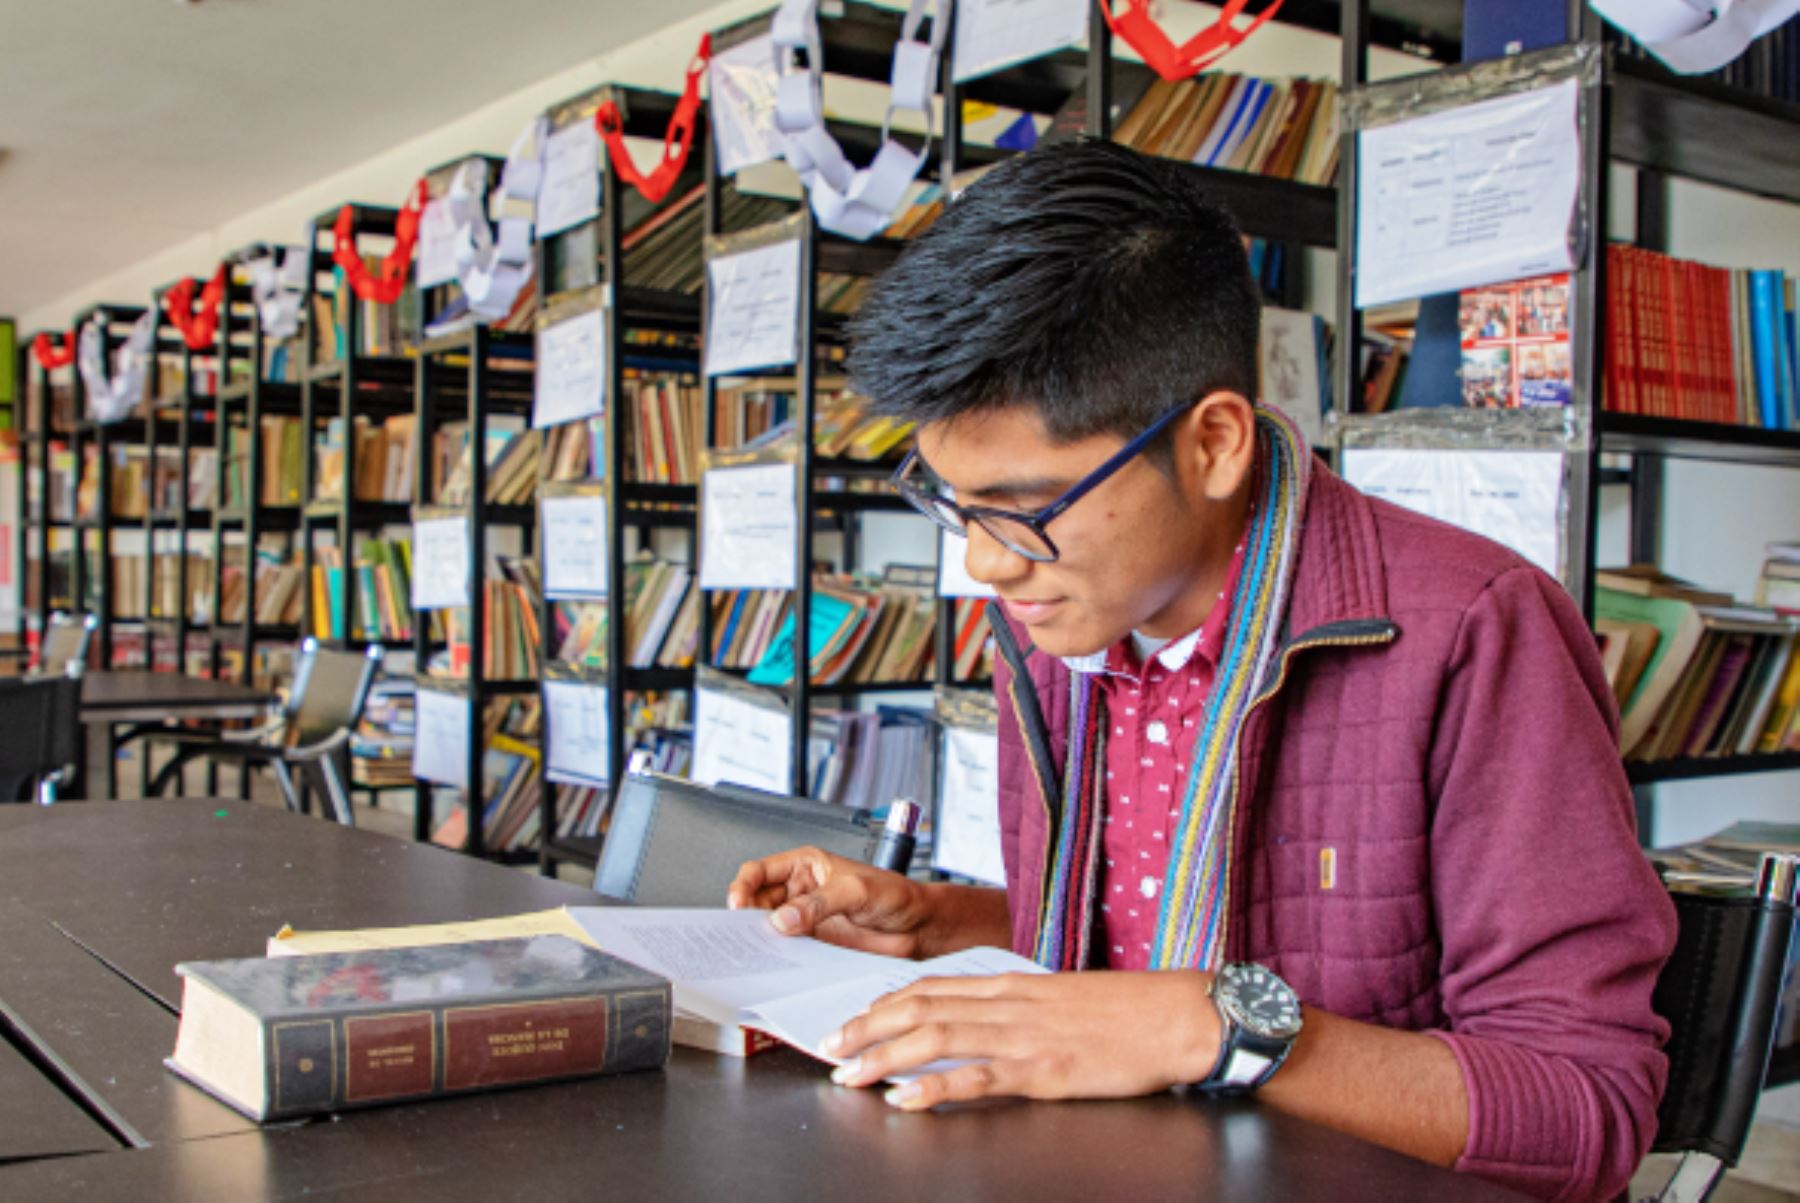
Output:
[1193, 962, 1304, 1096]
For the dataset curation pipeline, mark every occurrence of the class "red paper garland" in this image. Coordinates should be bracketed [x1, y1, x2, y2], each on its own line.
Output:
[164, 263, 230, 351]
[1099, 0, 1286, 82]
[333, 180, 428, 305]
[595, 34, 712, 205]
[31, 332, 76, 371]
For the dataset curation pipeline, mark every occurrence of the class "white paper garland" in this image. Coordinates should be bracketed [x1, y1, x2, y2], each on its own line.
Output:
[1590, 0, 1800, 74]
[77, 312, 155, 424]
[771, 0, 950, 240]
[248, 249, 307, 341]
[448, 116, 547, 322]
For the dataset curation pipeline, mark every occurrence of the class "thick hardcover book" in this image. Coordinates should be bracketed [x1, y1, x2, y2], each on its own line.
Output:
[167, 935, 670, 1121]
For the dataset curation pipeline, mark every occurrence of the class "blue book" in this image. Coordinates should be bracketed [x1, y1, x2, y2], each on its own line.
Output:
[1749, 271, 1783, 429]
[1206, 80, 1267, 169]
[715, 590, 752, 662]
[1780, 276, 1797, 429]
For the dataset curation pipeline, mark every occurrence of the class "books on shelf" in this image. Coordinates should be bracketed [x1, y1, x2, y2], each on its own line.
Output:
[312, 260, 421, 361]
[1605, 244, 1799, 429]
[431, 422, 540, 506]
[1112, 72, 1341, 187]
[429, 698, 544, 853]
[552, 694, 694, 843]
[1758, 542, 1800, 616]
[553, 557, 700, 671]
[807, 705, 933, 810]
[439, 571, 544, 680]
[316, 415, 417, 503]
[309, 538, 414, 643]
[712, 570, 944, 688]
[626, 374, 705, 484]
[351, 676, 416, 788]
[1596, 571, 1800, 761]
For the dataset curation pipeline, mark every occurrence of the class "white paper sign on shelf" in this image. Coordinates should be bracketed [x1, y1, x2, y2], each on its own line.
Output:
[1355, 79, 1580, 310]
[544, 678, 610, 787]
[541, 493, 608, 599]
[536, 118, 602, 238]
[693, 684, 792, 793]
[953, 0, 1087, 82]
[415, 196, 461, 288]
[412, 688, 470, 788]
[700, 462, 798, 590]
[533, 306, 607, 429]
[1343, 447, 1565, 580]
[937, 529, 996, 599]
[933, 725, 1005, 886]
[709, 33, 786, 176]
[411, 515, 472, 610]
[704, 238, 803, 377]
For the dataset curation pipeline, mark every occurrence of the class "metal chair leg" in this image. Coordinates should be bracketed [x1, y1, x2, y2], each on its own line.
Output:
[270, 761, 304, 815]
[1652, 1150, 1726, 1203]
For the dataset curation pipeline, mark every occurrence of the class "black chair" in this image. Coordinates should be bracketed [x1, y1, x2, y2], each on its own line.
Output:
[0, 676, 84, 804]
[594, 767, 879, 905]
[33, 612, 97, 679]
[146, 639, 382, 825]
[1643, 852, 1799, 1202]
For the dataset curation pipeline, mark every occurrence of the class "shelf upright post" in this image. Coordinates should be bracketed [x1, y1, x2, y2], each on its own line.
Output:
[1568, 3, 1610, 624]
[1627, 170, 1671, 571]
[1087, 0, 1112, 137]
[300, 220, 323, 647]
[465, 322, 491, 860]
[1333, 1, 1370, 435]
[337, 221, 363, 653]
[933, 19, 964, 690]
[411, 320, 437, 845]
[699, 134, 722, 667]
[791, 210, 820, 797]
[12, 343, 26, 654]
[32, 351, 53, 638]
[600, 155, 631, 823]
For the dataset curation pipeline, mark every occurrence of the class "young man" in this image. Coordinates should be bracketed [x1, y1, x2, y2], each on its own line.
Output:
[726, 140, 1676, 1201]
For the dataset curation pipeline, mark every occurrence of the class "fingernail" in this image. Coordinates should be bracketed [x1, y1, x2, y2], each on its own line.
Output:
[884, 1082, 921, 1107]
[821, 1031, 843, 1055]
[830, 1060, 860, 1085]
[772, 906, 800, 933]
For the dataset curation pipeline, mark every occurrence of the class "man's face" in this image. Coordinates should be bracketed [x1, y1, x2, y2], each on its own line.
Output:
[916, 404, 1224, 659]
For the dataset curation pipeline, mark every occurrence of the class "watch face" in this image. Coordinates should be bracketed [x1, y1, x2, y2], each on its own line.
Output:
[1217, 964, 1303, 1040]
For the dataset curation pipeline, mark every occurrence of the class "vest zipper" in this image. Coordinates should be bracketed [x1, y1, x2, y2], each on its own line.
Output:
[1218, 624, 1399, 963]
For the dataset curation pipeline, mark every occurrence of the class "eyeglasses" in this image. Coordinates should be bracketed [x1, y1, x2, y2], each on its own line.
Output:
[889, 399, 1194, 563]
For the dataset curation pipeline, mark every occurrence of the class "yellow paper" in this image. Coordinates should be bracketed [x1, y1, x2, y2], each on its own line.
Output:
[266, 908, 597, 958]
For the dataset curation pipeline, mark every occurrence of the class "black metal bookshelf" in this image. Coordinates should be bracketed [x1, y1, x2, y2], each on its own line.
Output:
[533, 84, 710, 874]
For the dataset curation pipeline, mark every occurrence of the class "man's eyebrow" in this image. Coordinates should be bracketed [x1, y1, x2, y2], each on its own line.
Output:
[916, 452, 1070, 501]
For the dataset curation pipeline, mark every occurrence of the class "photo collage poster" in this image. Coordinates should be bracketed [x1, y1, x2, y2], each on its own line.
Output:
[1458, 274, 1572, 409]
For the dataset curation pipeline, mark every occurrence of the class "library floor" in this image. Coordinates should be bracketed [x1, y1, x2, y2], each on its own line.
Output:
[101, 745, 1800, 1199]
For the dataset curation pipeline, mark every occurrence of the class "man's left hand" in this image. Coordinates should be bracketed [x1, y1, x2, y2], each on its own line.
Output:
[823, 970, 1221, 1110]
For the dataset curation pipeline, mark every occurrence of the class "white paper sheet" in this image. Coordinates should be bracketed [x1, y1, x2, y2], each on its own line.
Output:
[1591, 0, 1800, 74]
[415, 197, 461, 288]
[410, 515, 471, 610]
[932, 726, 1005, 886]
[1259, 306, 1326, 449]
[566, 907, 1045, 1080]
[536, 118, 602, 238]
[709, 33, 786, 176]
[693, 684, 792, 793]
[533, 306, 607, 429]
[1355, 79, 1580, 309]
[699, 462, 798, 590]
[936, 529, 996, 598]
[1343, 447, 1565, 579]
[704, 238, 803, 377]
[953, 0, 1088, 82]
[543, 678, 609, 786]
[412, 687, 470, 788]
[540, 493, 608, 599]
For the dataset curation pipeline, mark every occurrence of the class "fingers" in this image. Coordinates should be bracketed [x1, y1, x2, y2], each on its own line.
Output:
[831, 1017, 1023, 1090]
[725, 846, 827, 911]
[883, 1060, 1024, 1112]
[829, 993, 1027, 1069]
[877, 972, 1041, 1007]
[769, 869, 869, 937]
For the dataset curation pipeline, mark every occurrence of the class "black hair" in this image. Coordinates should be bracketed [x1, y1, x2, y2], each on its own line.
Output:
[847, 138, 1260, 452]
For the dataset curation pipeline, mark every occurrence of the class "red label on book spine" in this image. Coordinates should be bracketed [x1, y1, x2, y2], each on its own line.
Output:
[441, 996, 609, 1090]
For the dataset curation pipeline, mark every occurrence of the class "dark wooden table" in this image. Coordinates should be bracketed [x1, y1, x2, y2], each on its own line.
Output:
[0, 801, 1524, 1200]
[76, 670, 277, 799]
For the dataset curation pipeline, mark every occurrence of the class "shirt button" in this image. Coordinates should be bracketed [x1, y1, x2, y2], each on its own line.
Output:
[1146, 720, 1169, 745]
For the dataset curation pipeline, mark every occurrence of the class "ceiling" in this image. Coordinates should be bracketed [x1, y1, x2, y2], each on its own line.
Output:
[0, 0, 721, 324]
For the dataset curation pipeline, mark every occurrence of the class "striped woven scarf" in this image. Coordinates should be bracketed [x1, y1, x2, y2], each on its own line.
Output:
[1030, 408, 1312, 972]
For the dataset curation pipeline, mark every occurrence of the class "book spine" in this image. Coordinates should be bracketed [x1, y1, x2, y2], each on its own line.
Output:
[262, 984, 670, 1120]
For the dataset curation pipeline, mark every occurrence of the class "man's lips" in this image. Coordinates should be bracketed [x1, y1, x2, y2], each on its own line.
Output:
[1001, 597, 1064, 624]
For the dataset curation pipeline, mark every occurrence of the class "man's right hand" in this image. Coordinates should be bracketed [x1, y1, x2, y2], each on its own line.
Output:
[726, 846, 939, 959]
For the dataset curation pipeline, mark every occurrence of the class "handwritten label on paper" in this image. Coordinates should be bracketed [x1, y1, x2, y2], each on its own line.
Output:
[1355, 79, 1580, 309]
[699, 462, 798, 591]
[412, 688, 470, 788]
[1342, 447, 1565, 579]
[540, 493, 608, 599]
[416, 197, 461, 288]
[534, 307, 607, 429]
[704, 239, 803, 377]
[932, 725, 1004, 885]
[411, 515, 472, 610]
[544, 678, 610, 787]
[693, 685, 791, 794]
[709, 33, 786, 176]
[536, 119, 602, 238]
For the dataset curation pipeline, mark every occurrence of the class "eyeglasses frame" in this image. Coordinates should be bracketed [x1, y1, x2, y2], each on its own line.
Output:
[889, 398, 1196, 563]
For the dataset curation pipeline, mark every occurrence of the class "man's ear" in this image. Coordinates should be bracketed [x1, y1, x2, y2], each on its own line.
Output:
[1179, 392, 1257, 502]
